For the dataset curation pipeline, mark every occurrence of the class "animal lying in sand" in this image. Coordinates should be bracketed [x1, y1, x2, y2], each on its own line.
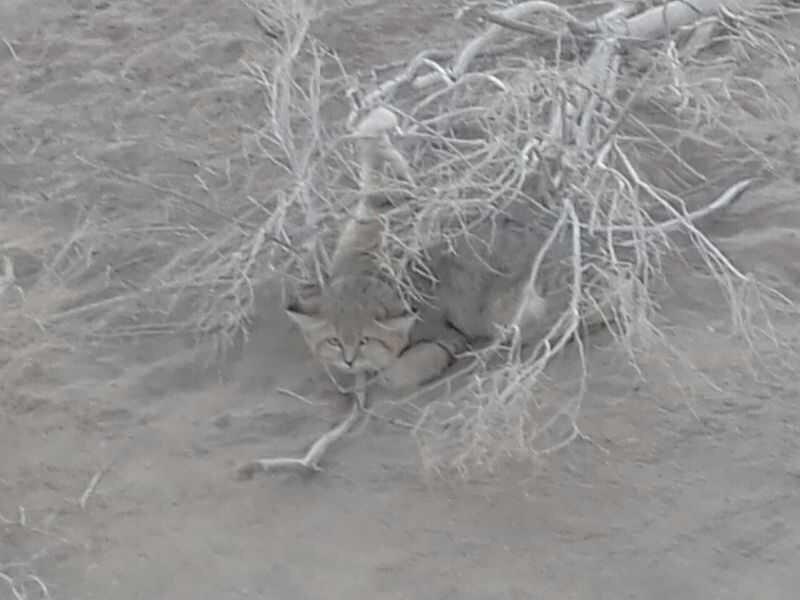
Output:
[287, 106, 751, 393]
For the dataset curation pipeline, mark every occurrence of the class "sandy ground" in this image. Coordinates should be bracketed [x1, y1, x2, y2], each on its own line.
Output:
[2, 1, 800, 598]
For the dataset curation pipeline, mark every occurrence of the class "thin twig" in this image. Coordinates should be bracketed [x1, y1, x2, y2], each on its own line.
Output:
[2, 38, 18, 61]
[73, 154, 302, 259]
[79, 465, 110, 510]
[594, 177, 753, 239]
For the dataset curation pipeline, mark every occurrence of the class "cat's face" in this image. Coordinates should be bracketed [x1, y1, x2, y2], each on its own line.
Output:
[286, 308, 416, 374]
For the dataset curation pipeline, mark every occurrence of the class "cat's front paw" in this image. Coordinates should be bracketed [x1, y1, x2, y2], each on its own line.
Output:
[378, 342, 452, 392]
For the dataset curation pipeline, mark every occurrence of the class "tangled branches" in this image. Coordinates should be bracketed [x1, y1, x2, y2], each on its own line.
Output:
[10, 0, 790, 476]
[338, 0, 796, 474]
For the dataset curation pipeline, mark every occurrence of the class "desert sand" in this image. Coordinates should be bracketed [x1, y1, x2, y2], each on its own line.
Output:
[2, 1, 800, 598]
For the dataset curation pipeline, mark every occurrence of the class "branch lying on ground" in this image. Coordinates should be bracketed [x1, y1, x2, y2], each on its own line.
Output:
[237, 374, 367, 477]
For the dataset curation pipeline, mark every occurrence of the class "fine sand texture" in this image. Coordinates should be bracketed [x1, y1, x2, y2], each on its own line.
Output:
[2, 1, 800, 598]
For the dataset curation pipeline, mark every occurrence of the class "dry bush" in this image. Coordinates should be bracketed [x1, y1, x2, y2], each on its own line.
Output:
[398, 2, 800, 475]
[239, 0, 799, 476]
[3, 0, 799, 476]
[336, 1, 800, 475]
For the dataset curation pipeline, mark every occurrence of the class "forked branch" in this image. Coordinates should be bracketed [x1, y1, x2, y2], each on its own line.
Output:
[237, 374, 368, 478]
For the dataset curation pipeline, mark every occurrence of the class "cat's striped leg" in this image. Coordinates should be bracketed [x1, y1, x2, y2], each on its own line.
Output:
[378, 326, 468, 392]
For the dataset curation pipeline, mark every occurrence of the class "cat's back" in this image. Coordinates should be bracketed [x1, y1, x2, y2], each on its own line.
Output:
[427, 210, 556, 282]
[414, 208, 580, 339]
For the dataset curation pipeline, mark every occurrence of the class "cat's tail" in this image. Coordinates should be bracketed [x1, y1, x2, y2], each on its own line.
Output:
[351, 107, 414, 214]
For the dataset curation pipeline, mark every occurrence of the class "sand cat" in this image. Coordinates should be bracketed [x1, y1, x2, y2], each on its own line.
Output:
[286, 107, 580, 391]
[286, 107, 749, 392]
[285, 108, 420, 379]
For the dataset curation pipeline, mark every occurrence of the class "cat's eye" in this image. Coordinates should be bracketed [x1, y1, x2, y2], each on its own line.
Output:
[359, 337, 373, 346]
[325, 338, 341, 348]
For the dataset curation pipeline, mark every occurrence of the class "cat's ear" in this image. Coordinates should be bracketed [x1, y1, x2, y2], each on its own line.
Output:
[377, 313, 417, 338]
[285, 306, 327, 334]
